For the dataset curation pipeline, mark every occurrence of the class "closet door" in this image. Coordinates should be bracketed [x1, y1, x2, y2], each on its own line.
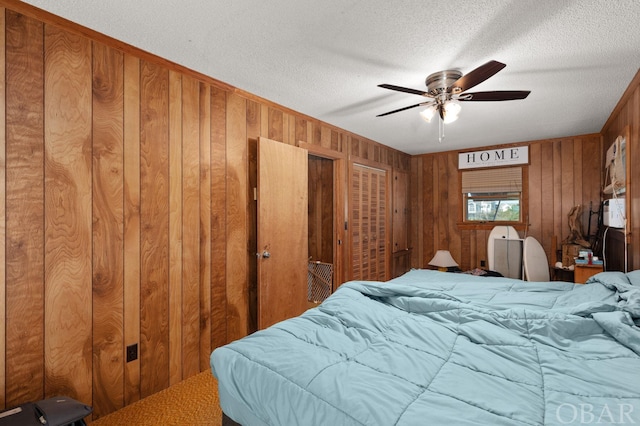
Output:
[257, 138, 308, 329]
[351, 164, 387, 281]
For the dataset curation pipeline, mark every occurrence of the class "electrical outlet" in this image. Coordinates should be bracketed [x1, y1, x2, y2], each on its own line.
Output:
[126, 343, 138, 363]
[480, 260, 486, 267]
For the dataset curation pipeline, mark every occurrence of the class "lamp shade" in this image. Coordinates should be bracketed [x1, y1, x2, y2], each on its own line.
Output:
[419, 105, 436, 122]
[442, 101, 461, 123]
[428, 250, 459, 269]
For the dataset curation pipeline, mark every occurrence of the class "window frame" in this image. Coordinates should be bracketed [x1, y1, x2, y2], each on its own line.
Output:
[458, 166, 529, 230]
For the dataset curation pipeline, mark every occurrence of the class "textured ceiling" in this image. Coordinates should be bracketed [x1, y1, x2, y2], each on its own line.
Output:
[22, 0, 640, 155]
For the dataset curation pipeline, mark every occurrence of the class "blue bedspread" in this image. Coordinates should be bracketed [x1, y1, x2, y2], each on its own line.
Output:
[211, 270, 640, 425]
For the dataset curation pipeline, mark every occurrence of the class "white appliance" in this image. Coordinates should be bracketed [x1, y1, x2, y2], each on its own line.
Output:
[603, 198, 625, 228]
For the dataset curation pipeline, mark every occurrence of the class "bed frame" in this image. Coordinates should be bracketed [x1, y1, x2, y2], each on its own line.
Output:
[222, 412, 241, 426]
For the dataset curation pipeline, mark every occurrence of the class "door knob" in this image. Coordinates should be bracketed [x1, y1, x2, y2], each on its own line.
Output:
[262, 250, 271, 258]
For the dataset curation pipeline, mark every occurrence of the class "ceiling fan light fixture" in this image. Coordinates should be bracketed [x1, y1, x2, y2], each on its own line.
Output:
[419, 105, 437, 122]
[377, 60, 530, 136]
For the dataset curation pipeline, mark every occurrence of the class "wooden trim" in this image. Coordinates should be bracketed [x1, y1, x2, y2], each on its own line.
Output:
[0, 6, 5, 410]
[300, 140, 347, 287]
[457, 223, 530, 231]
[623, 125, 631, 244]
[299, 141, 346, 160]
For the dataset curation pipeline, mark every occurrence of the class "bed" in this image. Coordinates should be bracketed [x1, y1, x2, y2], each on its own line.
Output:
[210, 269, 640, 425]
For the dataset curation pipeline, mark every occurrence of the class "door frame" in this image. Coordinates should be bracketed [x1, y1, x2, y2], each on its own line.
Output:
[298, 141, 346, 290]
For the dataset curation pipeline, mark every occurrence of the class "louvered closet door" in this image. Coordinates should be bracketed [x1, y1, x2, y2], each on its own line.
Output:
[351, 164, 387, 281]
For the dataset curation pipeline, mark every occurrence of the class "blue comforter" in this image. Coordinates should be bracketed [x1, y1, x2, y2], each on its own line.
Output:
[211, 270, 640, 425]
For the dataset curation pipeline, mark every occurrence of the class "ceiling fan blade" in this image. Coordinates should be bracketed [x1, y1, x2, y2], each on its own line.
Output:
[376, 102, 427, 117]
[378, 84, 428, 96]
[458, 90, 531, 101]
[449, 60, 506, 93]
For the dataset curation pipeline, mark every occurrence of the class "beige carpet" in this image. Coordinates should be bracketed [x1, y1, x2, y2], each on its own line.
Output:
[92, 371, 222, 425]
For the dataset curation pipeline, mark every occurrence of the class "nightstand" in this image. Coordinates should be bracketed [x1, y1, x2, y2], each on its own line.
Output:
[574, 264, 603, 284]
[553, 267, 574, 283]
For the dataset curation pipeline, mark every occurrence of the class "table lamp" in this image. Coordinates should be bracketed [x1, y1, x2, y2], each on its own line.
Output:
[428, 250, 459, 272]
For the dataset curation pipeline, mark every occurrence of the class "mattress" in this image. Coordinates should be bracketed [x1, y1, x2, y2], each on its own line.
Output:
[211, 269, 640, 425]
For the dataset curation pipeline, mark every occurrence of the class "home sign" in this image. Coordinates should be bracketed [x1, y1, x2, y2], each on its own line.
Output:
[458, 146, 529, 169]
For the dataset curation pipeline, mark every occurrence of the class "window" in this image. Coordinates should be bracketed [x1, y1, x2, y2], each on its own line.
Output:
[462, 167, 523, 223]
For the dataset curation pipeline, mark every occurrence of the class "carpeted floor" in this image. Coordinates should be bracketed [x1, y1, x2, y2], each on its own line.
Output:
[92, 371, 222, 425]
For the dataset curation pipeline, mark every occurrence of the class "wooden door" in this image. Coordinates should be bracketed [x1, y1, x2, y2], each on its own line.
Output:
[257, 138, 308, 329]
[351, 164, 388, 281]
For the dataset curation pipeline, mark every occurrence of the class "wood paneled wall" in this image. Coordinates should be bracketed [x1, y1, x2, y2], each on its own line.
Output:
[601, 69, 640, 270]
[1, 9, 227, 417]
[410, 135, 603, 272]
[0, 1, 411, 420]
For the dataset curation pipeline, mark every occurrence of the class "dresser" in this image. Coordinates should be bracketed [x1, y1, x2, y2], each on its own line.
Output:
[574, 264, 604, 284]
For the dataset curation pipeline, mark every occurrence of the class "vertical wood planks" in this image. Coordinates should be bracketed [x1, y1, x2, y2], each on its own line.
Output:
[560, 140, 575, 241]
[528, 142, 543, 248]
[139, 60, 170, 397]
[210, 87, 227, 348]
[0, 7, 5, 409]
[123, 53, 141, 406]
[168, 69, 183, 386]
[5, 10, 45, 407]
[268, 107, 283, 142]
[581, 136, 602, 240]
[226, 93, 248, 341]
[540, 141, 555, 260]
[181, 74, 201, 379]
[446, 153, 460, 260]
[199, 82, 212, 370]
[422, 155, 434, 265]
[552, 141, 563, 245]
[91, 41, 124, 418]
[44, 24, 92, 403]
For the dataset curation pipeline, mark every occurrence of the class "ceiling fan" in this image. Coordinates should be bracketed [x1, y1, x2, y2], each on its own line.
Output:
[377, 60, 530, 124]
